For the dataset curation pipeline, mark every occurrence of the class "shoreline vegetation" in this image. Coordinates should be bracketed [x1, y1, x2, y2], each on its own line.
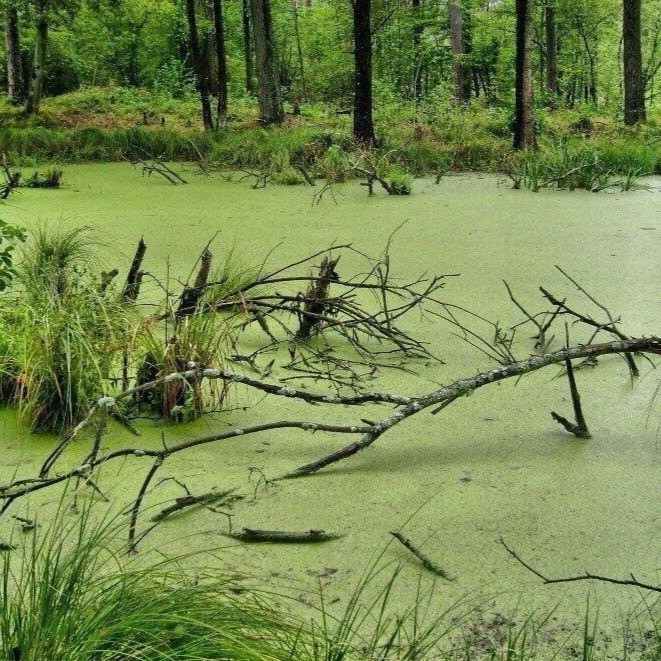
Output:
[0, 88, 659, 186]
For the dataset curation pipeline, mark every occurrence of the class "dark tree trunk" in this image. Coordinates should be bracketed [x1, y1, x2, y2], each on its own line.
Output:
[241, 0, 255, 94]
[449, 0, 470, 104]
[545, 0, 558, 103]
[412, 0, 424, 100]
[250, 0, 284, 124]
[26, 0, 48, 115]
[212, 0, 228, 125]
[5, 1, 24, 103]
[185, 0, 214, 130]
[513, 0, 535, 149]
[622, 0, 645, 124]
[353, 0, 376, 145]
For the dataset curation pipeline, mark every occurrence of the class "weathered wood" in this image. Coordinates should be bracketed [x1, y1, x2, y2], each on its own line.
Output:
[123, 238, 147, 301]
[177, 248, 213, 316]
[391, 531, 453, 579]
[226, 528, 342, 543]
[151, 489, 239, 522]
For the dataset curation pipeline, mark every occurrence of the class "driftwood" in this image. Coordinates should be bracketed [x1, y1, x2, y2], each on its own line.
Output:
[226, 528, 342, 543]
[550, 354, 590, 438]
[390, 531, 453, 579]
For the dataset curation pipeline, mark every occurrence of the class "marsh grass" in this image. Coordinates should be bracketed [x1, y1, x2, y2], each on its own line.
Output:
[136, 312, 233, 421]
[0, 505, 304, 660]
[1, 503, 657, 660]
[0, 227, 131, 430]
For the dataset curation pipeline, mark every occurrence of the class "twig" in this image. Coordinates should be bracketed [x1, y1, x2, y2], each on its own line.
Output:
[500, 537, 660, 593]
[390, 531, 453, 579]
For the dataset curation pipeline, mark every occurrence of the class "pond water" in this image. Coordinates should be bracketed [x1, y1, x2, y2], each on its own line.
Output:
[1, 164, 660, 650]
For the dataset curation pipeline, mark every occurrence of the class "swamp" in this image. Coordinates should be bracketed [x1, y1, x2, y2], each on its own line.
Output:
[0, 0, 660, 658]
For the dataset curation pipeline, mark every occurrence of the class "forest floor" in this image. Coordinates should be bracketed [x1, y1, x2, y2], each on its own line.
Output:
[1, 164, 660, 657]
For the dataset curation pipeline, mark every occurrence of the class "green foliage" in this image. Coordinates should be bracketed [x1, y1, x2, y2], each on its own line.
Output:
[23, 167, 64, 189]
[384, 165, 413, 195]
[0, 227, 131, 430]
[0, 219, 26, 292]
[0, 506, 303, 660]
[136, 312, 233, 422]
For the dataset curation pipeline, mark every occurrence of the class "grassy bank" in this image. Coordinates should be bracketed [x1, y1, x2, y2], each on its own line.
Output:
[1, 88, 659, 181]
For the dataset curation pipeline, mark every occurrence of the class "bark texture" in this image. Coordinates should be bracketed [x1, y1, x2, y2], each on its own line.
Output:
[26, 0, 48, 115]
[513, 0, 536, 149]
[250, 0, 284, 124]
[449, 0, 470, 104]
[353, 0, 376, 144]
[185, 0, 214, 130]
[623, 0, 646, 124]
[241, 0, 255, 94]
[5, 1, 24, 103]
[212, 0, 228, 125]
[545, 0, 558, 102]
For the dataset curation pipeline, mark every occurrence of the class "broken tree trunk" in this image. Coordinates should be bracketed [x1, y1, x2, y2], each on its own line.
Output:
[123, 238, 147, 301]
[177, 248, 213, 316]
[294, 257, 340, 340]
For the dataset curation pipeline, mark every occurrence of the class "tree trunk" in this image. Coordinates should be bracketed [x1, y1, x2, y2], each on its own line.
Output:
[449, 0, 470, 104]
[241, 0, 255, 94]
[622, 0, 645, 124]
[545, 0, 558, 103]
[185, 0, 214, 130]
[250, 0, 284, 124]
[212, 0, 228, 126]
[353, 0, 376, 145]
[5, 1, 24, 104]
[513, 0, 535, 149]
[25, 0, 48, 115]
[412, 0, 424, 100]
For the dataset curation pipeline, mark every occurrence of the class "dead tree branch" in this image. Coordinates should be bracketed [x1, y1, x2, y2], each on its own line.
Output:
[500, 538, 660, 593]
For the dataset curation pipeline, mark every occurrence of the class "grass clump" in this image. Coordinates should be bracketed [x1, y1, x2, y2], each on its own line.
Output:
[23, 167, 64, 189]
[0, 507, 303, 660]
[0, 227, 131, 430]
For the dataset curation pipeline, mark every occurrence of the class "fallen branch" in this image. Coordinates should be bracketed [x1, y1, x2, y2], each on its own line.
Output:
[390, 531, 453, 579]
[225, 528, 342, 543]
[151, 489, 240, 522]
[500, 537, 660, 593]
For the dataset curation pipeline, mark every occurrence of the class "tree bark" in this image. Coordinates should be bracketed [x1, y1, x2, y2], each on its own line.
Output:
[211, 0, 228, 126]
[250, 0, 284, 124]
[623, 0, 645, 124]
[353, 0, 376, 145]
[513, 0, 536, 149]
[185, 0, 214, 130]
[5, 0, 24, 104]
[25, 0, 48, 115]
[241, 0, 255, 94]
[545, 0, 558, 103]
[449, 0, 470, 104]
[412, 0, 424, 100]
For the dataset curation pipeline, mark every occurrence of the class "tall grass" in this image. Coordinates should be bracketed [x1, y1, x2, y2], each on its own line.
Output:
[0, 505, 303, 660]
[1, 504, 657, 659]
[0, 227, 131, 430]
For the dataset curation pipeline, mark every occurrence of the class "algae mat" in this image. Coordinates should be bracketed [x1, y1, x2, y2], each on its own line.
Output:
[1, 164, 660, 645]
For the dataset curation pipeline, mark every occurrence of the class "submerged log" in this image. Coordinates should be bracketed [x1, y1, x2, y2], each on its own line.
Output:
[226, 528, 342, 543]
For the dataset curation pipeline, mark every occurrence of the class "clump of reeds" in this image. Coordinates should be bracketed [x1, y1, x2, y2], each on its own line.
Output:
[0, 227, 131, 430]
